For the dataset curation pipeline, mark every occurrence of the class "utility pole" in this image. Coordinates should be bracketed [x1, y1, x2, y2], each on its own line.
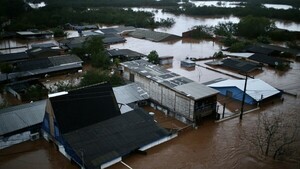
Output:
[80, 150, 85, 169]
[240, 74, 248, 120]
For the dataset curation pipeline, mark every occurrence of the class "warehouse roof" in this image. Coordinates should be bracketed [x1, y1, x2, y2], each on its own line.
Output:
[0, 52, 29, 63]
[9, 55, 82, 79]
[113, 83, 149, 105]
[174, 82, 219, 100]
[245, 46, 277, 55]
[223, 52, 254, 58]
[249, 53, 289, 67]
[31, 42, 57, 48]
[121, 59, 218, 100]
[63, 108, 170, 169]
[221, 58, 260, 73]
[128, 28, 181, 42]
[208, 79, 280, 101]
[50, 83, 121, 134]
[0, 100, 46, 136]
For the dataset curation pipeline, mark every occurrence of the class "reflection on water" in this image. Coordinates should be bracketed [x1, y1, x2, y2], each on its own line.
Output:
[27, 2, 46, 9]
[263, 4, 293, 10]
[190, 1, 242, 8]
[132, 7, 300, 33]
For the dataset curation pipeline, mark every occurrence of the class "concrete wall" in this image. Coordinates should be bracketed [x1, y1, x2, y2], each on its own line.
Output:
[123, 69, 195, 123]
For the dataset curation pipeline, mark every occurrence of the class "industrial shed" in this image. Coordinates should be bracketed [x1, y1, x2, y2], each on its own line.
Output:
[208, 79, 281, 105]
[206, 58, 261, 74]
[128, 28, 181, 42]
[0, 100, 46, 149]
[8, 55, 83, 80]
[120, 59, 219, 124]
[107, 48, 146, 61]
[42, 83, 173, 169]
[113, 83, 149, 113]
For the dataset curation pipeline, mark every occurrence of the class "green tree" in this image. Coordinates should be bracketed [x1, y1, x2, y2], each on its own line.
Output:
[190, 25, 213, 39]
[79, 69, 123, 87]
[214, 22, 236, 37]
[237, 16, 275, 39]
[147, 50, 159, 64]
[52, 27, 67, 37]
[256, 36, 271, 44]
[25, 85, 48, 101]
[91, 51, 111, 69]
[84, 36, 105, 55]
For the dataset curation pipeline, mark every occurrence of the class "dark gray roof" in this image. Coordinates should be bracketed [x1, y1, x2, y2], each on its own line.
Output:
[26, 47, 63, 58]
[128, 29, 181, 42]
[259, 43, 300, 56]
[63, 108, 170, 169]
[99, 26, 135, 34]
[0, 52, 29, 62]
[8, 63, 82, 79]
[48, 55, 83, 66]
[50, 83, 121, 134]
[9, 55, 82, 79]
[31, 43, 57, 48]
[221, 58, 260, 73]
[245, 46, 278, 55]
[102, 34, 126, 44]
[15, 58, 53, 71]
[0, 100, 46, 136]
[107, 49, 146, 60]
[249, 53, 289, 67]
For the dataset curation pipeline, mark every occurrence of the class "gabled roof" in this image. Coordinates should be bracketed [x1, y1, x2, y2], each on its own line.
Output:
[0, 100, 46, 136]
[121, 59, 218, 100]
[249, 53, 289, 66]
[15, 58, 53, 71]
[174, 82, 218, 100]
[208, 79, 280, 101]
[246, 46, 276, 55]
[63, 108, 170, 169]
[113, 83, 149, 112]
[128, 29, 181, 42]
[0, 52, 29, 62]
[221, 58, 260, 73]
[31, 43, 57, 48]
[107, 49, 146, 58]
[26, 47, 63, 58]
[50, 83, 121, 134]
[223, 52, 254, 58]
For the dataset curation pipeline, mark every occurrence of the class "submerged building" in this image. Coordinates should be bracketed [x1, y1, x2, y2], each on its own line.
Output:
[41, 83, 173, 169]
[120, 59, 219, 124]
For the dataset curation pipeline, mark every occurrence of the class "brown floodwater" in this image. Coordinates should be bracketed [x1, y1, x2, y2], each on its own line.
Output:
[1, 61, 299, 169]
[1, 8, 300, 169]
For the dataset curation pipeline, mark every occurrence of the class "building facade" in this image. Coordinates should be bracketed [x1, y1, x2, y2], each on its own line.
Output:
[121, 59, 219, 124]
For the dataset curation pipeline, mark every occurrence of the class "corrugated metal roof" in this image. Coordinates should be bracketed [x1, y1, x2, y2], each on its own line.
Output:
[208, 79, 280, 101]
[48, 55, 83, 66]
[174, 82, 219, 100]
[0, 100, 46, 136]
[113, 83, 149, 105]
[223, 52, 254, 58]
[63, 108, 170, 169]
[128, 29, 180, 42]
[121, 59, 218, 100]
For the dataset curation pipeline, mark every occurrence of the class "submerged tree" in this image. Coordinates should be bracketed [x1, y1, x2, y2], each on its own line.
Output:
[246, 112, 299, 160]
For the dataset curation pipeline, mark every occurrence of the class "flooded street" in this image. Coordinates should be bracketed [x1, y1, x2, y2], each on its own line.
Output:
[1, 6, 300, 169]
